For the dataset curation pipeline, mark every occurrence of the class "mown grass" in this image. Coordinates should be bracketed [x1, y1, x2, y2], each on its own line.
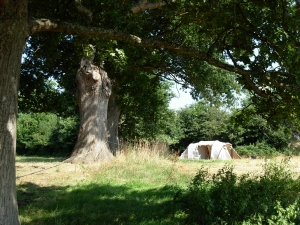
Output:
[16, 145, 300, 225]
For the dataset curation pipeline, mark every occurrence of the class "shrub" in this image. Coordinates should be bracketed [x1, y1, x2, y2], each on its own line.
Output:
[236, 141, 279, 157]
[17, 113, 58, 155]
[17, 113, 79, 156]
[49, 115, 79, 156]
[174, 160, 300, 224]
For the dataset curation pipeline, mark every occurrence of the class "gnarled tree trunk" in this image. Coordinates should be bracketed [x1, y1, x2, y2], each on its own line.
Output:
[0, 1, 28, 224]
[65, 58, 113, 163]
[107, 92, 121, 155]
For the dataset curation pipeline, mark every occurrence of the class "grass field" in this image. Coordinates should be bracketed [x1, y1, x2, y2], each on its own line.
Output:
[16, 149, 300, 225]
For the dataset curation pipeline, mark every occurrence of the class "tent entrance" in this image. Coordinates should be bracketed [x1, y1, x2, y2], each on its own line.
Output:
[197, 145, 211, 159]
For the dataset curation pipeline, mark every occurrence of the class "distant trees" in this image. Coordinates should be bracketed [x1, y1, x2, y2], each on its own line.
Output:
[17, 113, 78, 157]
[17, 99, 296, 158]
[16, 80, 175, 157]
[229, 108, 291, 150]
[119, 80, 175, 142]
[169, 102, 294, 153]
[172, 102, 229, 150]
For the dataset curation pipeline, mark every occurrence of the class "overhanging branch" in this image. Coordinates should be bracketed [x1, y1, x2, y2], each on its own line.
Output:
[241, 73, 269, 98]
[29, 18, 273, 98]
[75, 0, 92, 20]
[131, 0, 166, 13]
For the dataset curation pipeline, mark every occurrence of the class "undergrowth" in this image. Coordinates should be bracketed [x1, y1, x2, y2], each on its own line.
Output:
[173, 158, 300, 224]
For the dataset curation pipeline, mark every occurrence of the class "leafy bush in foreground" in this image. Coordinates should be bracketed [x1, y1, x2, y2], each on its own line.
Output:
[174, 160, 300, 224]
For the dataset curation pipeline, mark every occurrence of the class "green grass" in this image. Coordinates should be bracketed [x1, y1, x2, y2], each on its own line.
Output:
[18, 182, 180, 225]
[17, 153, 193, 225]
[16, 156, 65, 163]
[17, 153, 300, 224]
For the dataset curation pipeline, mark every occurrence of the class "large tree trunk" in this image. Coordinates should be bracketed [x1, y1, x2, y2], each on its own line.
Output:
[65, 58, 113, 163]
[0, 1, 28, 224]
[107, 92, 121, 155]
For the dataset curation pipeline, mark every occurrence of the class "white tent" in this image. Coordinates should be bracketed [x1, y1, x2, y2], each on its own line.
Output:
[180, 140, 240, 160]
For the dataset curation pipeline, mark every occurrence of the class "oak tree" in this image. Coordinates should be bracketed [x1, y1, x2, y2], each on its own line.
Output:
[1, 1, 300, 224]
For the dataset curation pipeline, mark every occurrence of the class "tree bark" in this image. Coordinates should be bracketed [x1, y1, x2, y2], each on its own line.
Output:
[65, 58, 113, 163]
[107, 91, 121, 155]
[0, 1, 28, 224]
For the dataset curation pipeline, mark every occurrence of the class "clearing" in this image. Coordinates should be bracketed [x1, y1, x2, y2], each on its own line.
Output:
[16, 155, 300, 224]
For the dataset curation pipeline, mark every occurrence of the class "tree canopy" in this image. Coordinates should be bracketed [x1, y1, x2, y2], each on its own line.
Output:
[2, 0, 300, 224]
[22, 0, 300, 123]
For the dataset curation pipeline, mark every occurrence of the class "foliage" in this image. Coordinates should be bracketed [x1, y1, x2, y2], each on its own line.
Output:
[171, 100, 294, 154]
[236, 142, 279, 158]
[20, 34, 79, 117]
[118, 79, 176, 143]
[17, 113, 57, 155]
[229, 106, 292, 149]
[174, 161, 300, 224]
[173, 102, 229, 150]
[17, 97, 296, 157]
[49, 115, 79, 156]
[17, 113, 78, 156]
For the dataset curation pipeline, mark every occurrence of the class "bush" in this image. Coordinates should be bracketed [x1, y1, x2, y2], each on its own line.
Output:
[174, 160, 300, 224]
[17, 113, 58, 155]
[49, 115, 79, 156]
[236, 141, 279, 158]
[229, 108, 291, 150]
[17, 113, 79, 156]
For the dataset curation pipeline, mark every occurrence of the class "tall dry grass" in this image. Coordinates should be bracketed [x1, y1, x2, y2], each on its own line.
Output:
[114, 140, 172, 163]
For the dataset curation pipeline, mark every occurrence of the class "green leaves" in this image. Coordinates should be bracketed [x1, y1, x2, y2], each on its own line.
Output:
[17, 113, 79, 156]
[175, 162, 300, 224]
[17, 113, 58, 154]
[82, 44, 96, 58]
[173, 102, 229, 150]
[22, 0, 300, 140]
[107, 48, 128, 70]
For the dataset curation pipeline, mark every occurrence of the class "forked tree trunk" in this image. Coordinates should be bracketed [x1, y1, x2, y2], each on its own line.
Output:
[0, 2, 28, 224]
[107, 92, 121, 155]
[65, 58, 113, 163]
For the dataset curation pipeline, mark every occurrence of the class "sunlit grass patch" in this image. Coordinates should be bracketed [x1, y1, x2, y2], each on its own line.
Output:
[16, 156, 65, 163]
[16, 146, 300, 224]
[17, 143, 188, 224]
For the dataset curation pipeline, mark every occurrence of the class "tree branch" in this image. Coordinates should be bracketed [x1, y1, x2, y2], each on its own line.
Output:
[131, 0, 166, 13]
[74, 0, 92, 20]
[29, 18, 274, 98]
[207, 27, 232, 57]
[241, 73, 269, 98]
[132, 64, 188, 86]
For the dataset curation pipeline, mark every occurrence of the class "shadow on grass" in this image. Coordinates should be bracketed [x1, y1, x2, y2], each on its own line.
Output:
[16, 156, 65, 163]
[18, 182, 181, 225]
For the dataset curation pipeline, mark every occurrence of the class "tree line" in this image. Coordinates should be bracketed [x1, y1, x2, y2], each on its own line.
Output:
[17, 98, 297, 158]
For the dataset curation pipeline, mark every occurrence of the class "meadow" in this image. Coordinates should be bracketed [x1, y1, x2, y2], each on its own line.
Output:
[16, 144, 300, 224]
